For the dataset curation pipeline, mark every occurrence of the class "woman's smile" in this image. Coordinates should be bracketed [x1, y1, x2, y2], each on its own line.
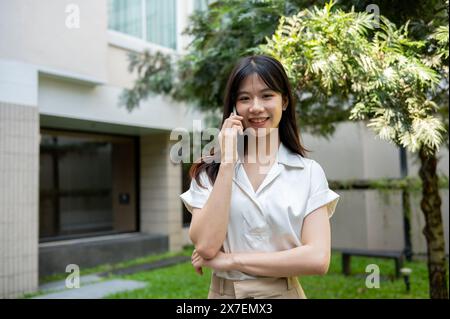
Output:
[248, 117, 270, 127]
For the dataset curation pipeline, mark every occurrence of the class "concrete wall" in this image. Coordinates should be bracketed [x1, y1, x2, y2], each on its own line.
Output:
[140, 134, 183, 252]
[107, 46, 138, 90]
[303, 122, 449, 256]
[328, 190, 370, 250]
[0, 0, 196, 85]
[303, 121, 449, 180]
[38, 75, 203, 132]
[0, 0, 108, 82]
[330, 189, 449, 255]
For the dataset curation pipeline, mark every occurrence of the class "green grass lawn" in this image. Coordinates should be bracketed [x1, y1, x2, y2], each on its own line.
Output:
[105, 247, 435, 299]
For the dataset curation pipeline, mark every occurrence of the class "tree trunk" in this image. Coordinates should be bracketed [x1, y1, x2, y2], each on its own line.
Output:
[402, 189, 413, 261]
[418, 146, 448, 299]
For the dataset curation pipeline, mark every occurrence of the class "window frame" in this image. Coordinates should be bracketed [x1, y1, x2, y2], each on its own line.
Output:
[107, 0, 179, 53]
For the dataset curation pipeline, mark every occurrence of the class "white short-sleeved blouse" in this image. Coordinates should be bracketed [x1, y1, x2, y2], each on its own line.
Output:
[180, 142, 340, 280]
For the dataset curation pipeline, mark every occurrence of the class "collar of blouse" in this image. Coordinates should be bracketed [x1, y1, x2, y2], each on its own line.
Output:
[233, 142, 305, 205]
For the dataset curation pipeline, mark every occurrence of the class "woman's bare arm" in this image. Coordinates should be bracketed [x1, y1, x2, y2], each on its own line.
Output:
[192, 205, 331, 276]
[188, 113, 243, 260]
[188, 163, 235, 259]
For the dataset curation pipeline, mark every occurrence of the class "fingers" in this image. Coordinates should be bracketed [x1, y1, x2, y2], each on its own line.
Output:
[224, 111, 243, 127]
[223, 119, 244, 129]
[192, 257, 202, 267]
[192, 250, 199, 261]
[229, 112, 243, 119]
[219, 114, 244, 164]
[191, 249, 204, 276]
[191, 249, 203, 267]
[222, 120, 244, 136]
[221, 111, 244, 136]
[233, 125, 244, 135]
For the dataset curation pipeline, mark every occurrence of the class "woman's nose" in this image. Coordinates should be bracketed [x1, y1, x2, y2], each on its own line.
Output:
[250, 97, 264, 112]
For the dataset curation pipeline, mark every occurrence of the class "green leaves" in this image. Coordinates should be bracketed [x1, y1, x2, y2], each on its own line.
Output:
[261, 0, 447, 153]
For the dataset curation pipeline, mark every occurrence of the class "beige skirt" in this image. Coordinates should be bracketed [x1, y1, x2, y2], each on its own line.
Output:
[207, 273, 307, 299]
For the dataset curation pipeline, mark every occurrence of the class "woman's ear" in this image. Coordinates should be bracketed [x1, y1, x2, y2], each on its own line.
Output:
[282, 96, 288, 111]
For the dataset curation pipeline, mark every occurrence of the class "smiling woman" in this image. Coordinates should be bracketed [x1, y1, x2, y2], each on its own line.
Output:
[180, 55, 340, 299]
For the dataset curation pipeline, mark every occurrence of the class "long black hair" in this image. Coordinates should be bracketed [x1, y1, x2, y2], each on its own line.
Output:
[189, 55, 308, 188]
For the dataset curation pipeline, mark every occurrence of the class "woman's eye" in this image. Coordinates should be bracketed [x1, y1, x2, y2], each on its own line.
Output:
[239, 97, 250, 101]
[263, 95, 274, 99]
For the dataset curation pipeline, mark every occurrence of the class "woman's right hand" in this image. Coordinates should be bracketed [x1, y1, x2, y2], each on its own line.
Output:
[218, 112, 244, 164]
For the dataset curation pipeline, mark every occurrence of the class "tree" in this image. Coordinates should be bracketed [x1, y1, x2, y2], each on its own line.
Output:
[260, 1, 448, 298]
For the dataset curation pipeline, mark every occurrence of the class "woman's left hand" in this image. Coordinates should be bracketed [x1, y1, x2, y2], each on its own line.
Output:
[191, 249, 234, 273]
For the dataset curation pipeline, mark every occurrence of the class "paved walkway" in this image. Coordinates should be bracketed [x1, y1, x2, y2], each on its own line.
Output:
[38, 274, 103, 293]
[33, 278, 146, 299]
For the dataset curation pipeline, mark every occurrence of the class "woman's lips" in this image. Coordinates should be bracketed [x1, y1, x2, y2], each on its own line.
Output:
[248, 117, 270, 128]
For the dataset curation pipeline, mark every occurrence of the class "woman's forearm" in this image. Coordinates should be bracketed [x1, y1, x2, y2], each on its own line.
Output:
[230, 245, 330, 277]
[189, 163, 234, 259]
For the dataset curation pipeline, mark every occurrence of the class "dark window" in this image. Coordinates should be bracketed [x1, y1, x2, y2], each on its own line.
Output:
[39, 130, 138, 241]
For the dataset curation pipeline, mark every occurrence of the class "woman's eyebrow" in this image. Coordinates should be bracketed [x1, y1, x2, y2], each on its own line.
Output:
[237, 88, 273, 95]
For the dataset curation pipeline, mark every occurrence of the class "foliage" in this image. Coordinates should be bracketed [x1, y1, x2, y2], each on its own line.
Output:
[260, 1, 448, 154]
[120, 1, 448, 141]
[427, 21, 449, 148]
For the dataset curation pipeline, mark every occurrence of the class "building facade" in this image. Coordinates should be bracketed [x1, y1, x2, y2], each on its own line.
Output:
[0, 0, 207, 298]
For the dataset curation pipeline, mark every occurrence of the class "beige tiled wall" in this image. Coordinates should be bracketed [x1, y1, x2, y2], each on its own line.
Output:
[0, 102, 39, 298]
[140, 133, 183, 252]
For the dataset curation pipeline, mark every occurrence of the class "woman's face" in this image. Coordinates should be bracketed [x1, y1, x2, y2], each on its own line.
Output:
[235, 73, 286, 136]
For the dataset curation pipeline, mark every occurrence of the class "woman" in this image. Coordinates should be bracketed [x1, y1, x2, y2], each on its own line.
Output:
[180, 55, 340, 299]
